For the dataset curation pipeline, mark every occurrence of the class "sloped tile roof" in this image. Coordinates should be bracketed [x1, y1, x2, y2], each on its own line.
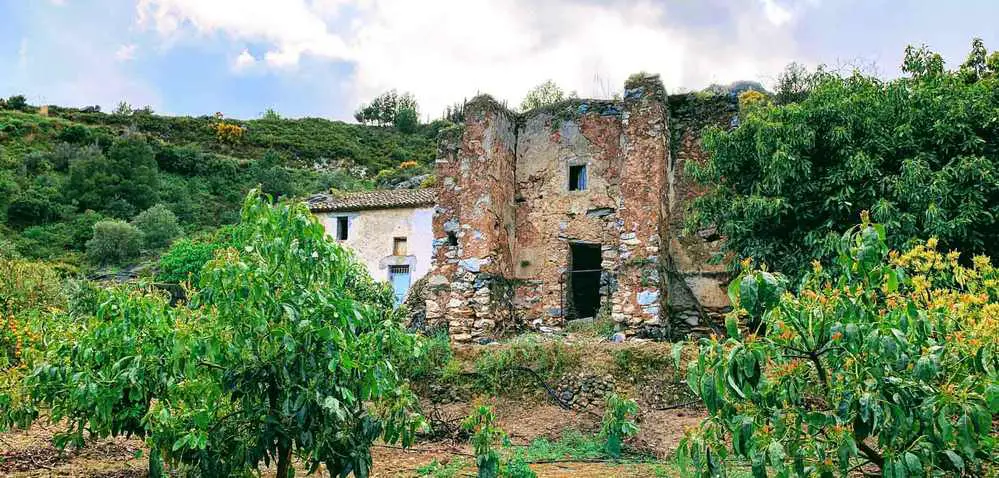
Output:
[306, 189, 437, 213]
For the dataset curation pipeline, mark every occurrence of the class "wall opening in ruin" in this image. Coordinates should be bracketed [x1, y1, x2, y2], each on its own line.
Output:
[566, 242, 602, 319]
[568, 164, 587, 191]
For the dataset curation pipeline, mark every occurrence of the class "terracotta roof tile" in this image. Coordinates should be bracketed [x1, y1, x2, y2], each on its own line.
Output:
[306, 189, 436, 213]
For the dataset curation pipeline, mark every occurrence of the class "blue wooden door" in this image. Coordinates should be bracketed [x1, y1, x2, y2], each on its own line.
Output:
[389, 266, 410, 306]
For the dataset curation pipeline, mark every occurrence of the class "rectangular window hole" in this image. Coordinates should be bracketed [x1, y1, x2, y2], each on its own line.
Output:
[569, 164, 587, 191]
[336, 216, 348, 240]
[393, 237, 407, 256]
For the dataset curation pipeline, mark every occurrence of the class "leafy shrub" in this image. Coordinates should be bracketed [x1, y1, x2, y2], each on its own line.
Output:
[6, 186, 67, 229]
[49, 142, 97, 172]
[66, 136, 160, 213]
[677, 218, 998, 476]
[0, 257, 63, 430]
[599, 393, 640, 458]
[687, 40, 999, 281]
[251, 151, 297, 198]
[4, 95, 28, 111]
[156, 236, 221, 284]
[85, 220, 142, 265]
[57, 124, 93, 144]
[131, 204, 181, 249]
[463, 405, 504, 478]
[213, 121, 244, 144]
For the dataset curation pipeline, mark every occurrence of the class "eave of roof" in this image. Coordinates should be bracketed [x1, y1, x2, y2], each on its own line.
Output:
[306, 188, 437, 213]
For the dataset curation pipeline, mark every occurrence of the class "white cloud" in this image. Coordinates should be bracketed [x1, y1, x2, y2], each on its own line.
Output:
[136, 0, 350, 68]
[134, 0, 812, 118]
[759, 0, 793, 26]
[233, 48, 257, 70]
[115, 43, 137, 61]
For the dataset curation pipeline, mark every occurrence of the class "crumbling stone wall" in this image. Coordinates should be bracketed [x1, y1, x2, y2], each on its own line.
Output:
[663, 93, 738, 336]
[513, 100, 624, 326]
[425, 97, 518, 342]
[426, 76, 735, 341]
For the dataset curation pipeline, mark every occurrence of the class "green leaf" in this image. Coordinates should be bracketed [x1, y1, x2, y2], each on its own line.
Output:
[942, 450, 964, 472]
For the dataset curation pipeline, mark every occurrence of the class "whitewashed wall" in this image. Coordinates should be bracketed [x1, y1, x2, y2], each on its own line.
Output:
[316, 206, 434, 287]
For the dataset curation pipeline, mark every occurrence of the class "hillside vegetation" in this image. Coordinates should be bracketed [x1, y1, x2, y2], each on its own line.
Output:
[0, 103, 438, 272]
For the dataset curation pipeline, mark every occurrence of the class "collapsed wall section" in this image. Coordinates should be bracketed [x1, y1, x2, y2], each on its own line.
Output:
[663, 93, 739, 336]
[424, 97, 517, 342]
[611, 75, 671, 330]
[513, 100, 625, 326]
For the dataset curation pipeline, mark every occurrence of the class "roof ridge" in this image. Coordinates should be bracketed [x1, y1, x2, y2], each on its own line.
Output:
[307, 188, 436, 213]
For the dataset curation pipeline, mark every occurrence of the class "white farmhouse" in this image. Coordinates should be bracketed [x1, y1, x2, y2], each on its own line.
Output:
[307, 189, 436, 304]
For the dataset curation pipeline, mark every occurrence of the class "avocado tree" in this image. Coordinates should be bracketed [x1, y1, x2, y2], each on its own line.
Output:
[687, 39, 999, 281]
[28, 285, 191, 476]
[28, 192, 426, 477]
[677, 217, 998, 476]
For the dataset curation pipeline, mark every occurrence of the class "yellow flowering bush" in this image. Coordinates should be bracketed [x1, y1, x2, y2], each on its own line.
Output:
[213, 120, 244, 144]
[678, 217, 998, 477]
[0, 256, 64, 430]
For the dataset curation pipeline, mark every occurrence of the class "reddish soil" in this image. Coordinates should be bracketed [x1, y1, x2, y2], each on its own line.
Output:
[0, 402, 704, 477]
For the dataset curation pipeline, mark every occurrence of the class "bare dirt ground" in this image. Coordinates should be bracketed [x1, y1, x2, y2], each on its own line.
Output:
[1, 338, 704, 477]
[0, 402, 704, 477]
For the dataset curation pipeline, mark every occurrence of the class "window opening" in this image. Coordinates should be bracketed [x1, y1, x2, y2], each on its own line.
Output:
[393, 237, 408, 256]
[569, 164, 587, 191]
[336, 216, 348, 240]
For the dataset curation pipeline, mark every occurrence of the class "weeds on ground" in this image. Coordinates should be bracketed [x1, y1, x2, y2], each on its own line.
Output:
[518, 429, 605, 462]
[472, 335, 580, 393]
[417, 458, 470, 478]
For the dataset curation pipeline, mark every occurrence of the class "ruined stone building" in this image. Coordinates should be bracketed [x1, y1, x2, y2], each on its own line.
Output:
[423, 75, 738, 342]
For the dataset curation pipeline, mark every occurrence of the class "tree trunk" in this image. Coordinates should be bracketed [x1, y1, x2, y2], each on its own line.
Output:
[276, 442, 292, 478]
[148, 447, 163, 478]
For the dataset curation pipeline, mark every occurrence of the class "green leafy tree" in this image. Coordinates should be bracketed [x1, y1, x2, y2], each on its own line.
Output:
[66, 136, 160, 213]
[519, 80, 574, 111]
[149, 192, 423, 477]
[156, 236, 222, 284]
[394, 105, 420, 134]
[29, 193, 426, 477]
[4, 95, 28, 111]
[251, 151, 298, 199]
[773, 62, 816, 105]
[27, 286, 186, 476]
[6, 185, 67, 229]
[677, 218, 998, 477]
[687, 40, 999, 281]
[113, 101, 133, 116]
[356, 90, 421, 132]
[261, 108, 282, 120]
[85, 220, 143, 265]
[131, 204, 181, 249]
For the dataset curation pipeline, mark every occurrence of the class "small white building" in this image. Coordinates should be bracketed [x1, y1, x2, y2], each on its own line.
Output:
[307, 189, 436, 304]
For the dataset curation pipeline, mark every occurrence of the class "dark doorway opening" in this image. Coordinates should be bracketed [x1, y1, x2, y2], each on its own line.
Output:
[567, 242, 602, 319]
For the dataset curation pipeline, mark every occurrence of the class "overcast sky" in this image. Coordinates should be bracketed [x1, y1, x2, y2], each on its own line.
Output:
[2, 0, 997, 121]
